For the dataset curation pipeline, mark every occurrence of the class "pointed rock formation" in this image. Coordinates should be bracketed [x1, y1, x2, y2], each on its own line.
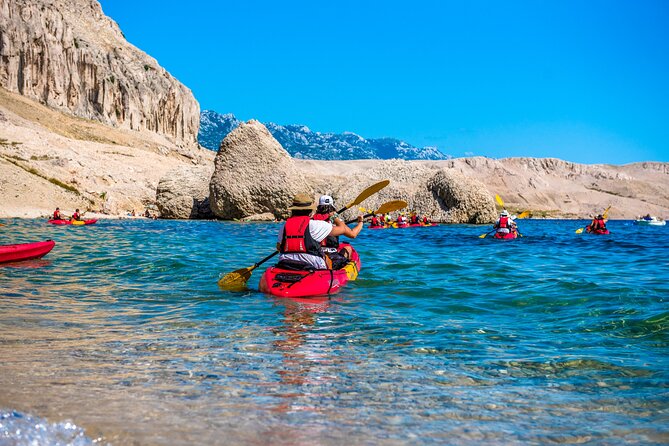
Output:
[209, 120, 309, 220]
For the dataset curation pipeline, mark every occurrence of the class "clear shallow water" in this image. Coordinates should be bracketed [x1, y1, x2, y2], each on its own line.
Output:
[1, 218, 668, 445]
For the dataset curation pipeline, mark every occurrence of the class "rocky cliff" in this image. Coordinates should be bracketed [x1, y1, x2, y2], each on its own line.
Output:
[0, 0, 199, 148]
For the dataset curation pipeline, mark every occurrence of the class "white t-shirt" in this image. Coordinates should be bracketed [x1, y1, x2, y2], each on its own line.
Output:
[277, 219, 333, 269]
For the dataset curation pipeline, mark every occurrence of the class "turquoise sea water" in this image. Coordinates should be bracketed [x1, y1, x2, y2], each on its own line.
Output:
[1, 218, 668, 445]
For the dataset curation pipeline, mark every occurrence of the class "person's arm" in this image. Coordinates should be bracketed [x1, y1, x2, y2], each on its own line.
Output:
[329, 216, 363, 239]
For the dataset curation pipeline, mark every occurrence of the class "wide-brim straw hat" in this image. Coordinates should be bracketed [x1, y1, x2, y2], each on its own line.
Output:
[288, 193, 316, 211]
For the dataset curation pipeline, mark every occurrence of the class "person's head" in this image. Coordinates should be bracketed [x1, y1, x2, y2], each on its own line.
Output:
[75, 208, 80, 212]
[288, 193, 316, 216]
[597, 214, 603, 219]
[56, 207, 60, 211]
[500, 210, 509, 217]
[316, 195, 335, 214]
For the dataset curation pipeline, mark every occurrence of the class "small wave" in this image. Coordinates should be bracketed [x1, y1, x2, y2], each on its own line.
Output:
[0, 410, 101, 445]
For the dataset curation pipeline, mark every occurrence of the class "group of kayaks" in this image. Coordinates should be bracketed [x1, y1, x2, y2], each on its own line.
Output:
[47, 219, 98, 225]
[369, 222, 438, 230]
[0, 218, 98, 265]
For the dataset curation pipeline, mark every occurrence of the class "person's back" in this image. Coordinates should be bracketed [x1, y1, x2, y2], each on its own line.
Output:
[53, 208, 62, 220]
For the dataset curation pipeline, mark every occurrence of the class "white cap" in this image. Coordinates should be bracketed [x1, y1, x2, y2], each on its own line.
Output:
[500, 210, 509, 216]
[318, 195, 334, 206]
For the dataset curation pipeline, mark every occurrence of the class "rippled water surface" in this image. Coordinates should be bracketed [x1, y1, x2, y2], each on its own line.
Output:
[1, 219, 668, 445]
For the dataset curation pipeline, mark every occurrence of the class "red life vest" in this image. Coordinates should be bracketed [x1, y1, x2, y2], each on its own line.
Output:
[498, 216, 509, 228]
[72, 212, 80, 220]
[371, 216, 380, 226]
[422, 217, 429, 224]
[593, 218, 606, 229]
[53, 211, 60, 219]
[410, 215, 419, 224]
[280, 216, 322, 257]
[311, 213, 338, 250]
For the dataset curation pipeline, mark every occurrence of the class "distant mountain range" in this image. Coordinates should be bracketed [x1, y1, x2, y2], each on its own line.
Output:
[198, 110, 450, 160]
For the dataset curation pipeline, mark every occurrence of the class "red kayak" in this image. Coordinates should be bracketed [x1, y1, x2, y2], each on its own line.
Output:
[493, 231, 519, 239]
[0, 240, 55, 264]
[48, 219, 97, 225]
[586, 227, 610, 235]
[259, 245, 361, 298]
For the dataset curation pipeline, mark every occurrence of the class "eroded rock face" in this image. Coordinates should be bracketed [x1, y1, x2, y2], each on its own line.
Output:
[0, 0, 199, 148]
[209, 120, 309, 220]
[426, 170, 497, 223]
[156, 166, 214, 219]
[306, 160, 496, 224]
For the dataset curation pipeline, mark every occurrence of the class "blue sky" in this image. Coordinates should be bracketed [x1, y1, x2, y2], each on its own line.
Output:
[98, 0, 668, 164]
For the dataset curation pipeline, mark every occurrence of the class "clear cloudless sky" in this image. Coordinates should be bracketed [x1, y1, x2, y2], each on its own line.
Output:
[98, 0, 668, 164]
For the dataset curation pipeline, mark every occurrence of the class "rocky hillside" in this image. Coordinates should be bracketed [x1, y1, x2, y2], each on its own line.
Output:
[0, 0, 199, 149]
[198, 110, 449, 160]
[0, 85, 213, 218]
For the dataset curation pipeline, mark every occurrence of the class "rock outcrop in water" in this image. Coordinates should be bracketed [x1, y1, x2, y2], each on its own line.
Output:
[156, 165, 214, 219]
[206, 121, 496, 222]
[0, 0, 199, 149]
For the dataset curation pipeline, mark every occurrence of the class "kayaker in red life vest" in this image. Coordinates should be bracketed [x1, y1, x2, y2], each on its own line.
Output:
[276, 193, 363, 270]
[370, 215, 382, 227]
[410, 213, 420, 225]
[494, 210, 517, 236]
[53, 207, 63, 220]
[422, 216, 430, 225]
[312, 195, 362, 269]
[587, 214, 607, 232]
[71, 209, 82, 221]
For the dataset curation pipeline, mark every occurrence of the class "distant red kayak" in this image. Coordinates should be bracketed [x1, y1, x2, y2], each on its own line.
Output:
[493, 231, 519, 239]
[48, 219, 97, 225]
[0, 240, 55, 264]
[586, 227, 610, 235]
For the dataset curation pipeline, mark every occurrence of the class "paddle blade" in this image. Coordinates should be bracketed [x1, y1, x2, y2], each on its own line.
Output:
[375, 200, 407, 215]
[575, 227, 585, 234]
[218, 267, 253, 291]
[478, 233, 489, 238]
[602, 205, 612, 220]
[341, 179, 390, 212]
[495, 194, 505, 208]
[517, 211, 531, 219]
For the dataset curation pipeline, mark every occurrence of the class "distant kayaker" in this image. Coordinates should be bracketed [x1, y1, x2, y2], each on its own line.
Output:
[370, 215, 382, 227]
[53, 207, 63, 220]
[312, 195, 362, 269]
[410, 213, 420, 225]
[276, 193, 363, 270]
[422, 216, 430, 225]
[494, 210, 517, 235]
[71, 209, 82, 221]
[587, 214, 607, 232]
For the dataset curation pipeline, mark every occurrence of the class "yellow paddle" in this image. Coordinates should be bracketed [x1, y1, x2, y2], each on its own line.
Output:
[218, 179, 390, 291]
[576, 205, 611, 234]
[495, 194, 505, 208]
[516, 211, 531, 219]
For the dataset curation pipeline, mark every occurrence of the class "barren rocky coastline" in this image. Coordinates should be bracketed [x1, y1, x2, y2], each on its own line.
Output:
[1, 0, 668, 222]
